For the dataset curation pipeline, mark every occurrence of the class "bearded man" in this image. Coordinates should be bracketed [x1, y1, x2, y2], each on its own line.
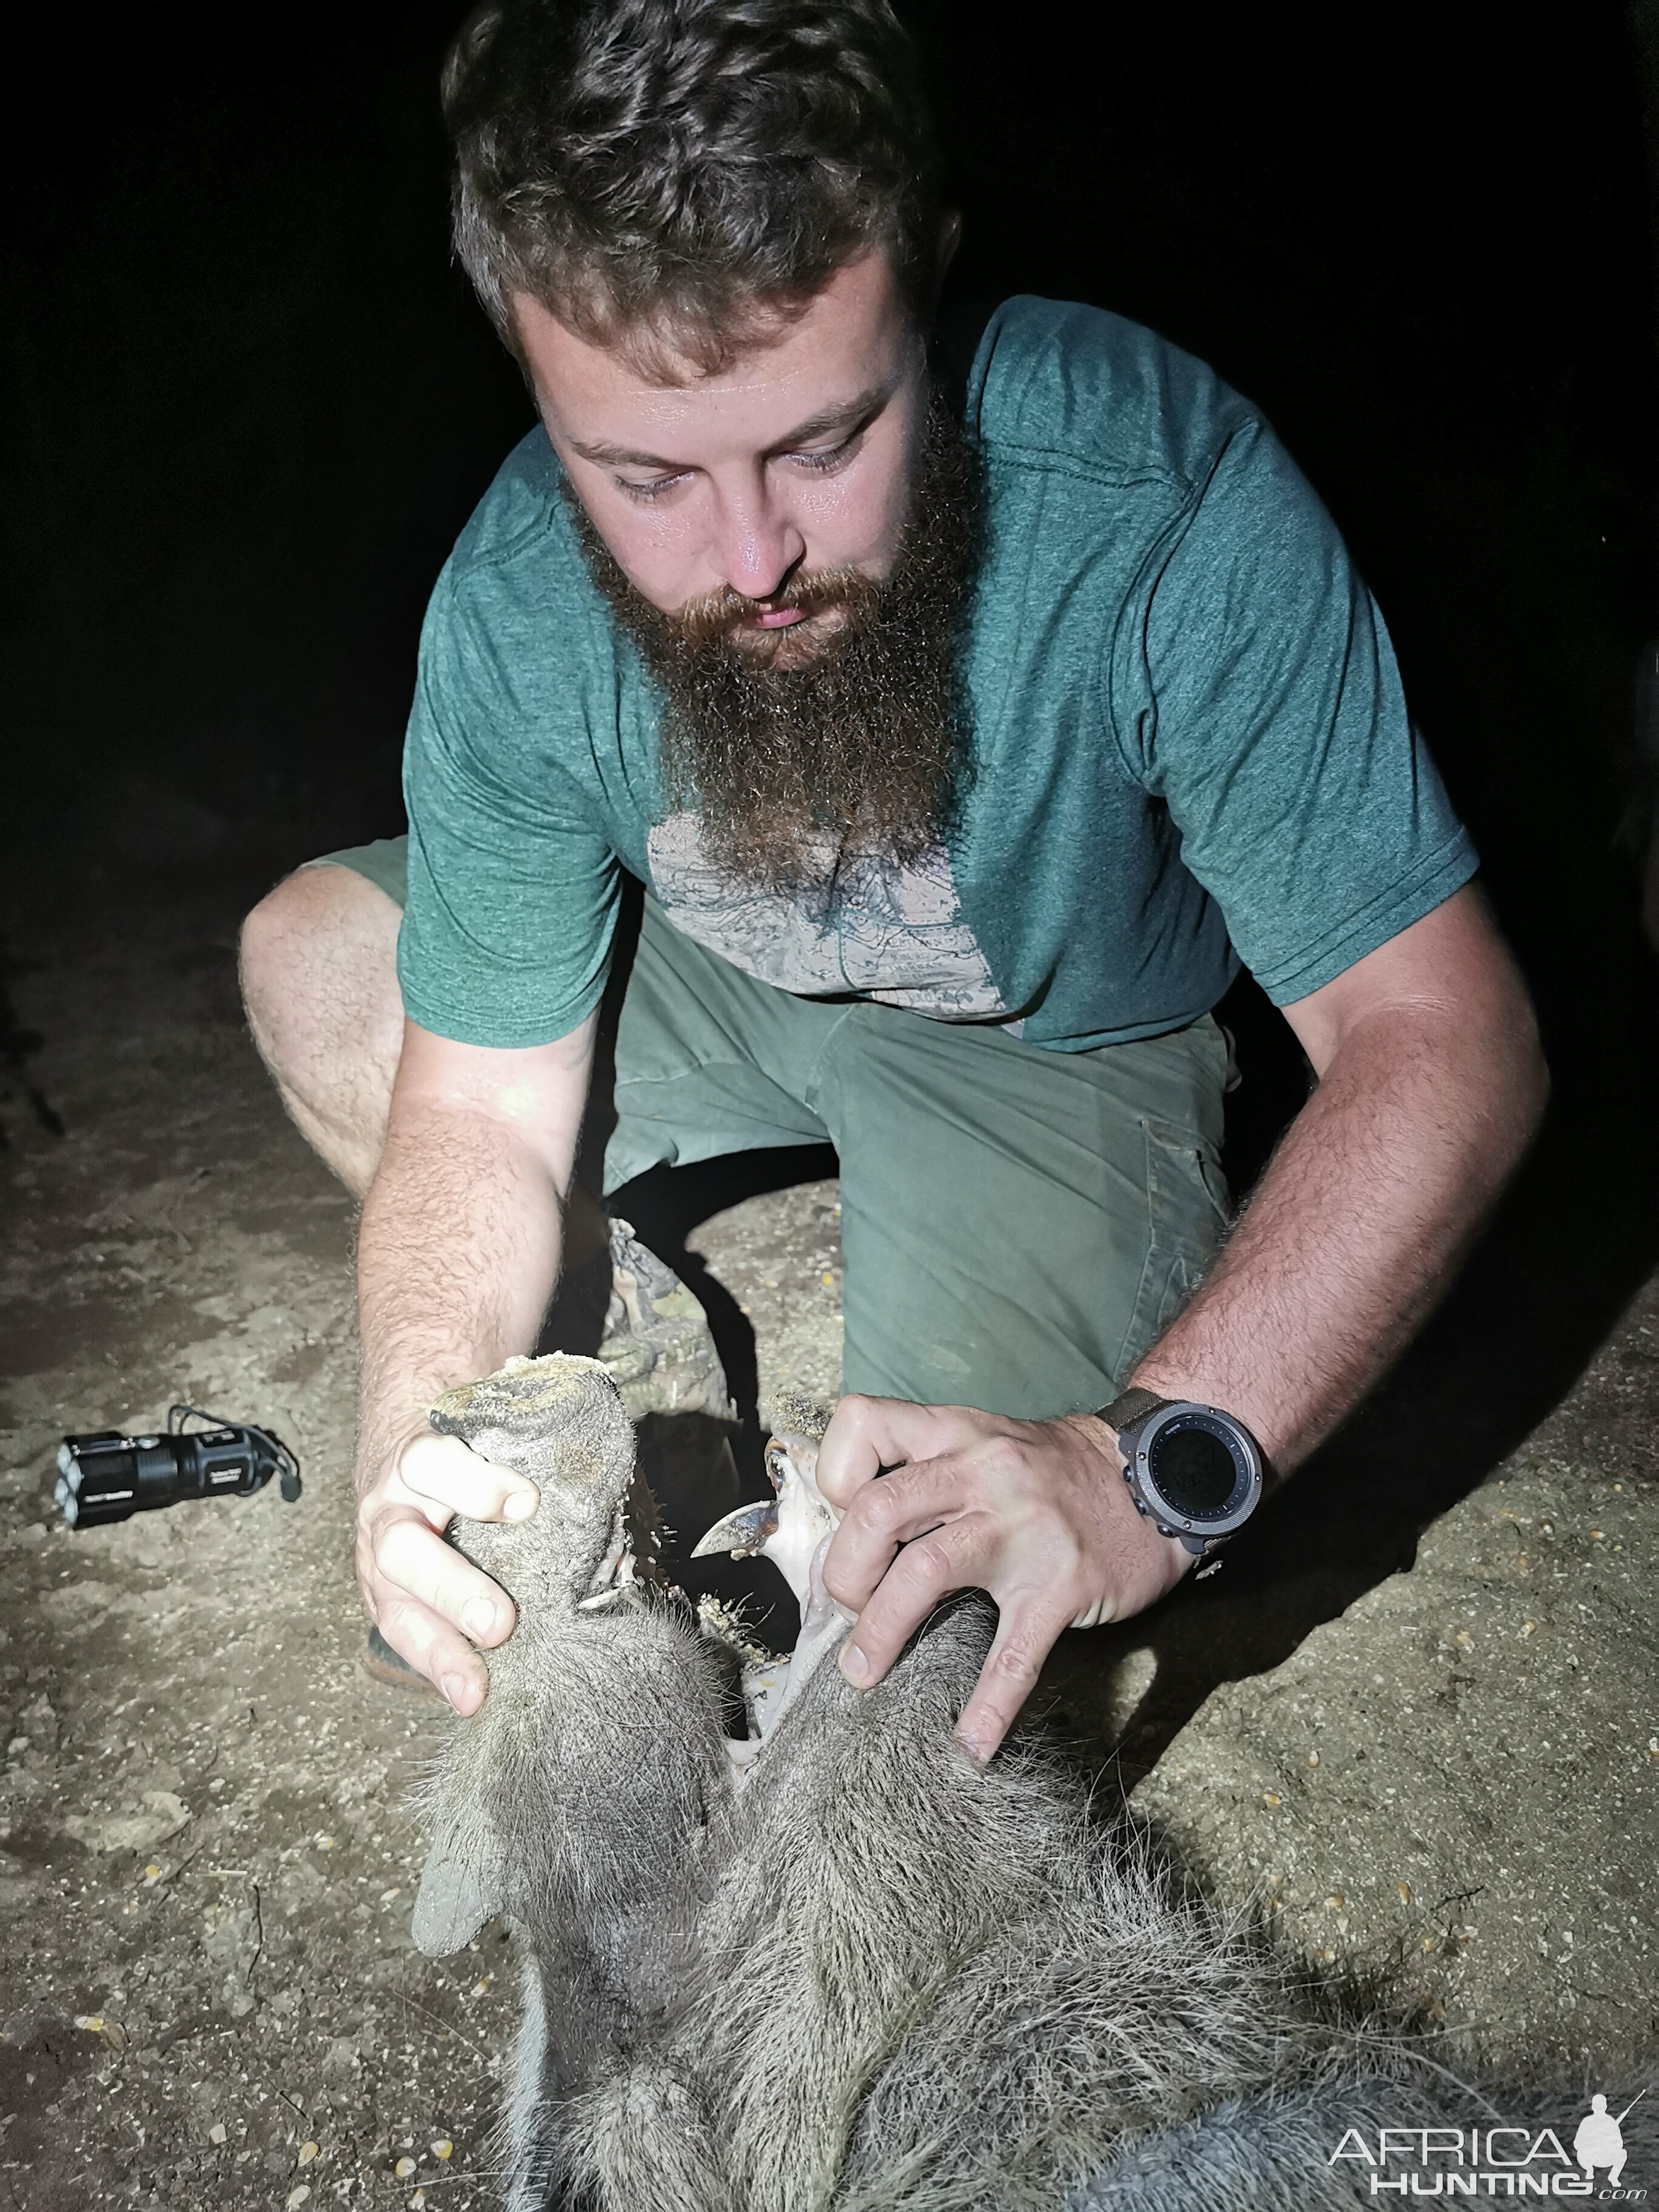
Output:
[240, 0, 1546, 1761]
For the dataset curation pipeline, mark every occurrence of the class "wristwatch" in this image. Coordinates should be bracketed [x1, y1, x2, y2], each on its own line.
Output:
[1098, 1387, 1265, 1577]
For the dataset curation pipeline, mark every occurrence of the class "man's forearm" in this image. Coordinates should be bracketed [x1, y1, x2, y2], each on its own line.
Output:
[1131, 998, 1547, 1473]
[355, 1102, 566, 1482]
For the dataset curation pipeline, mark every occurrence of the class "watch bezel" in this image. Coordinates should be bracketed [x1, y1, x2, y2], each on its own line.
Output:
[1126, 1401, 1263, 1538]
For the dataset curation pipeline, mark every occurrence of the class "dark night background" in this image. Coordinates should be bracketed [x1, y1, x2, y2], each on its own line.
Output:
[5, 0, 1654, 877]
[4, 0, 1659, 1503]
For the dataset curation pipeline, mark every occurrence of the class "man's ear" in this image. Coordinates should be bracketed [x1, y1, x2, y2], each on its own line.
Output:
[412, 1816, 506, 1957]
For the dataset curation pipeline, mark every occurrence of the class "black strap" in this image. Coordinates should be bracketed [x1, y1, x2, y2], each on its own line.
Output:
[1098, 1386, 1169, 1435]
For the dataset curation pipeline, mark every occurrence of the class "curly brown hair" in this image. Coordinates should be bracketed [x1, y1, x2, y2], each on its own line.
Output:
[441, 0, 943, 374]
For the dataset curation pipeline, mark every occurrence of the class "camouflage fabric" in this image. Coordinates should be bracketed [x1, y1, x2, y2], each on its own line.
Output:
[596, 1217, 732, 1423]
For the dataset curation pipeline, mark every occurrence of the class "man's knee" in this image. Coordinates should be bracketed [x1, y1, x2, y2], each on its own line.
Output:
[240, 863, 403, 1076]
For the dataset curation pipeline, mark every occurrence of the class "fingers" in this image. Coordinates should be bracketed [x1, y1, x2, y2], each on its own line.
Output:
[816, 1409, 1186, 1767]
[823, 1449, 991, 1614]
[838, 1509, 995, 1690]
[398, 1432, 539, 1525]
[954, 1598, 1073, 1767]
[355, 1492, 517, 1714]
[350, 1424, 533, 1718]
[372, 1510, 517, 1649]
[815, 1395, 980, 1508]
[372, 1583, 492, 1716]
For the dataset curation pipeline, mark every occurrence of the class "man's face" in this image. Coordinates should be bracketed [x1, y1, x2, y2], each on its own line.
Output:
[514, 253, 927, 673]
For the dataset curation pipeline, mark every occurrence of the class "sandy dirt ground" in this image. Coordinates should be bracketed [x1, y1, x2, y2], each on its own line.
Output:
[0, 865, 855, 2212]
[1, 860, 1654, 2209]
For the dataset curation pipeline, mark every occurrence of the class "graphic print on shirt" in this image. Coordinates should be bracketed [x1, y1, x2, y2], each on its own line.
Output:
[645, 811, 1013, 1021]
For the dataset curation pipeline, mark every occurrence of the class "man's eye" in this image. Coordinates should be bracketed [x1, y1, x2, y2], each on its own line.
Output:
[789, 438, 856, 475]
[615, 473, 688, 503]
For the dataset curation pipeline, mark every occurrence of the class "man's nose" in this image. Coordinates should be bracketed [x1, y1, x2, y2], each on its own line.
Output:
[709, 483, 806, 602]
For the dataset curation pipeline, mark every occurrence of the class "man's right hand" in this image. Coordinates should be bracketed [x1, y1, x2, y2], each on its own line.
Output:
[351, 1010, 597, 1712]
[354, 1426, 540, 1712]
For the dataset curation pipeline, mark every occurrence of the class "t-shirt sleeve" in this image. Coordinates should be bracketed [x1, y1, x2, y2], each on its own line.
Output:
[1130, 418, 1477, 1005]
[396, 565, 622, 1048]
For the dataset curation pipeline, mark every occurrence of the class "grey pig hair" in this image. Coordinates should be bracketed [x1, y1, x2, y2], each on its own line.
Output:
[411, 1354, 1589, 2210]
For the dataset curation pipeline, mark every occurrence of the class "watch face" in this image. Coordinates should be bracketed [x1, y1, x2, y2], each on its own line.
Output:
[1144, 1411, 1256, 1526]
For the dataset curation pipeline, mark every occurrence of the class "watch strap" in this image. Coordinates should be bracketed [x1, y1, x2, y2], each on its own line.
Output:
[1098, 1386, 1170, 1435]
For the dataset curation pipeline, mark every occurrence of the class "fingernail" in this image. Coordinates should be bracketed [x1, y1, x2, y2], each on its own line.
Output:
[463, 1599, 498, 1640]
[440, 1673, 468, 1712]
[503, 1487, 538, 1523]
[956, 1731, 988, 1769]
[841, 1644, 868, 1684]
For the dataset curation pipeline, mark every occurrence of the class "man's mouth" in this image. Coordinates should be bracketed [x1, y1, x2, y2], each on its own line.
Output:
[728, 601, 851, 651]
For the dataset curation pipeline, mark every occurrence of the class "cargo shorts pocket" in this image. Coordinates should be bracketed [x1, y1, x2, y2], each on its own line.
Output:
[1111, 1116, 1234, 1387]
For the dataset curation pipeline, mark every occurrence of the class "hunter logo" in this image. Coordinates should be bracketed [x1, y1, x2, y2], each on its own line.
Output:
[1575, 2097, 1637, 2192]
[1330, 2089, 1649, 2197]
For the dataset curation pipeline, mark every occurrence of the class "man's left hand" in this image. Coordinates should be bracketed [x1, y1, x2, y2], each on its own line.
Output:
[816, 1396, 1191, 1766]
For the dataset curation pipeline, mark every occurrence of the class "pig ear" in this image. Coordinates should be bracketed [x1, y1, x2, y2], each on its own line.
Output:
[412, 1824, 503, 1957]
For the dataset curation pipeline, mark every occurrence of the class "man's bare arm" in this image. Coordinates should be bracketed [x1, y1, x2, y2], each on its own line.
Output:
[1130, 882, 1547, 1461]
[819, 884, 1549, 1760]
[354, 1013, 595, 1711]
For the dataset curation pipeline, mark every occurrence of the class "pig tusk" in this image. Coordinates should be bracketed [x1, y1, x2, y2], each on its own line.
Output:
[691, 1498, 779, 1559]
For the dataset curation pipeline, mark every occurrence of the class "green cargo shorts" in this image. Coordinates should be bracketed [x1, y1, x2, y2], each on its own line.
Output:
[321, 836, 1233, 1419]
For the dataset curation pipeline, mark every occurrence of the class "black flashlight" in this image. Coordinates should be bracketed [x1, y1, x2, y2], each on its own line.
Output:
[54, 1404, 301, 1530]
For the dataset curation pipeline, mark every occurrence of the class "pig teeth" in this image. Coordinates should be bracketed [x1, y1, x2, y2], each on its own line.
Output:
[691, 1500, 780, 1560]
[580, 1507, 637, 1600]
[692, 1435, 839, 1607]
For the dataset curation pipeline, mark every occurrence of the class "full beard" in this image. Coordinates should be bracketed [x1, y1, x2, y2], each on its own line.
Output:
[567, 390, 986, 892]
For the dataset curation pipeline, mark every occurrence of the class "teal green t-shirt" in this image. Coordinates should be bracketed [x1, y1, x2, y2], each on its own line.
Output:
[398, 296, 1476, 1052]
